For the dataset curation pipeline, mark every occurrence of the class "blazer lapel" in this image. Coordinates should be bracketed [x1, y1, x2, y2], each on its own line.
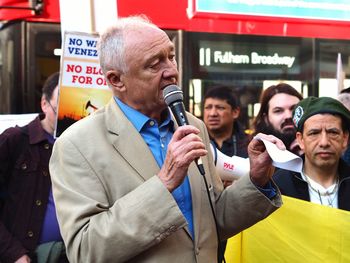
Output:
[104, 99, 160, 181]
[105, 101, 202, 241]
[172, 114, 204, 242]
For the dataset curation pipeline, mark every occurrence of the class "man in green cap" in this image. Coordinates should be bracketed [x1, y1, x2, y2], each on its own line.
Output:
[273, 96, 350, 211]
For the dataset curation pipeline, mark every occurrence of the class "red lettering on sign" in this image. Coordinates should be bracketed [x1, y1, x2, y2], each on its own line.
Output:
[86, 66, 103, 75]
[223, 162, 234, 170]
[71, 75, 92, 84]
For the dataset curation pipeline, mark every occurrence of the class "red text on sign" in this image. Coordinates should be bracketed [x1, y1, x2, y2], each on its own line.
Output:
[223, 162, 234, 170]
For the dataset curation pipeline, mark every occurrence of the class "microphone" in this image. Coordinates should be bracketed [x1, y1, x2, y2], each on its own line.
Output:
[163, 85, 205, 175]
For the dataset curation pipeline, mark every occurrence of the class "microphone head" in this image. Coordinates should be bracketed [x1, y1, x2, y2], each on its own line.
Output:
[163, 85, 183, 106]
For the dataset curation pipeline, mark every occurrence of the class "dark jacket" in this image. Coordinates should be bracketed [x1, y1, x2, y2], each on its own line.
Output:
[211, 121, 250, 158]
[210, 121, 250, 263]
[0, 115, 52, 263]
[273, 159, 350, 211]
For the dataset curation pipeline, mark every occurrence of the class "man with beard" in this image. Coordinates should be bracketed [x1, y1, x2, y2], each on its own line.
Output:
[252, 83, 303, 155]
[273, 97, 350, 210]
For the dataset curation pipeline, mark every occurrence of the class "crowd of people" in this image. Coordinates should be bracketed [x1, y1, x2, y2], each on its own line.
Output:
[204, 82, 350, 210]
[1, 14, 350, 263]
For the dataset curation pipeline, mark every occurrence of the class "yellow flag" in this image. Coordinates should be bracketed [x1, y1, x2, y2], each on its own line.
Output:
[225, 195, 350, 263]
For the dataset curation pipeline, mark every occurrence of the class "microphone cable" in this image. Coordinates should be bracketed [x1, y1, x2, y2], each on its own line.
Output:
[199, 167, 226, 263]
[163, 85, 226, 262]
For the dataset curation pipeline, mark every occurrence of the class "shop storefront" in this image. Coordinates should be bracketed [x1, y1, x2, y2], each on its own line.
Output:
[181, 33, 350, 128]
[1, 0, 350, 119]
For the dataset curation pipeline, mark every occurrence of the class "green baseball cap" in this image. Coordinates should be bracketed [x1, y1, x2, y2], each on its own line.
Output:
[292, 96, 350, 131]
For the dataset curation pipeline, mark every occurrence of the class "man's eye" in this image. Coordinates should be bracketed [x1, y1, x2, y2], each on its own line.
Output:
[150, 62, 159, 69]
[308, 131, 319, 136]
[328, 131, 340, 138]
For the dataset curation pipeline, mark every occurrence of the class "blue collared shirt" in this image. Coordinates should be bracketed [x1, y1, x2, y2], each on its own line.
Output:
[114, 97, 194, 237]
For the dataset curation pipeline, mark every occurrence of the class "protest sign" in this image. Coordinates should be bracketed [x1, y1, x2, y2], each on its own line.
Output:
[56, 31, 112, 137]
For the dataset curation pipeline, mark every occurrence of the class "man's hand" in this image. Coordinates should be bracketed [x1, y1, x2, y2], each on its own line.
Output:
[15, 255, 31, 263]
[248, 133, 285, 187]
[158, 125, 207, 192]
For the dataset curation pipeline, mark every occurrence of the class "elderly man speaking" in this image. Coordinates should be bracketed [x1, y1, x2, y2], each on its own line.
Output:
[49, 15, 283, 263]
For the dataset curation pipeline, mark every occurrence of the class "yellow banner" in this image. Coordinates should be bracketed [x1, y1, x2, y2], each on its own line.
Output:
[225, 195, 350, 263]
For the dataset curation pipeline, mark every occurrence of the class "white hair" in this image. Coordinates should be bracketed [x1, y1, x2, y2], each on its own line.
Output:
[97, 15, 157, 74]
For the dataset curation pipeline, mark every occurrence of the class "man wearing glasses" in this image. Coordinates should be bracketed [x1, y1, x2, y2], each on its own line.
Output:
[0, 72, 68, 263]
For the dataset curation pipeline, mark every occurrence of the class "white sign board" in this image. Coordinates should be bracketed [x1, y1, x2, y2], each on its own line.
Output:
[0, 114, 38, 134]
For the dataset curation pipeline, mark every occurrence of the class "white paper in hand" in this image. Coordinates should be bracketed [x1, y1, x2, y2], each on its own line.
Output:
[255, 136, 303, 173]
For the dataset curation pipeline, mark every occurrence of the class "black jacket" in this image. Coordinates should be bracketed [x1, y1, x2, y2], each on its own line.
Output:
[273, 159, 350, 211]
[0, 115, 52, 262]
[210, 121, 249, 158]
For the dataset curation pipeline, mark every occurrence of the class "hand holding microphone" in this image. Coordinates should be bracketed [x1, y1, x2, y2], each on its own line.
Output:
[163, 85, 206, 175]
[157, 85, 207, 192]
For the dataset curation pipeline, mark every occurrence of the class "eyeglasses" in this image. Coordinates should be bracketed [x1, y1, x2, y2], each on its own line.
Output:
[47, 100, 57, 114]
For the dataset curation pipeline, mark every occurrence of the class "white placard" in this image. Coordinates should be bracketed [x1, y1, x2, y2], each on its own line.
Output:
[0, 114, 38, 134]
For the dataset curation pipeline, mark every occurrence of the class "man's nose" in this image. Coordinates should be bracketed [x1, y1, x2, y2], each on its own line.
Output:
[208, 107, 218, 116]
[319, 131, 330, 147]
[284, 110, 293, 119]
[163, 59, 179, 80]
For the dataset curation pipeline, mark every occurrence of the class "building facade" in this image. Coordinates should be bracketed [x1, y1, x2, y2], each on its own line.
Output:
[1, 0, 349, 128]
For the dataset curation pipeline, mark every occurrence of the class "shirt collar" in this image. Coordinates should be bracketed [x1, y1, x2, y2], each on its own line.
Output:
[28, 114, 50, 144]
[114, 97, 149, 132]
[114, 97, 173, 132]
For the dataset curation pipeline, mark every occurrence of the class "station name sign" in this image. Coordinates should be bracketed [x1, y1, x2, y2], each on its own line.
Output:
[201, 49, 295, 68]
[198, 40, 300, 74]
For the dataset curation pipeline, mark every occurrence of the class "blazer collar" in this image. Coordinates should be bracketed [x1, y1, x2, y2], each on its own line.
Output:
[105, 99, 160, 181]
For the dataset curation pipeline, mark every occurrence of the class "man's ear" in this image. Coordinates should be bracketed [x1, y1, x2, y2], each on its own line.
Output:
[41, 96, 48, 113]
[296, 131, 304, 151]
[232, 107, 240, 119]
[342, 130, 349, 149]
[106, 70, 125, 92]
[263, 113, 268, 124]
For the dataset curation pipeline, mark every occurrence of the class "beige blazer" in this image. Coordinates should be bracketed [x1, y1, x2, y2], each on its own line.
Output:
[49, 99, 281, 263]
